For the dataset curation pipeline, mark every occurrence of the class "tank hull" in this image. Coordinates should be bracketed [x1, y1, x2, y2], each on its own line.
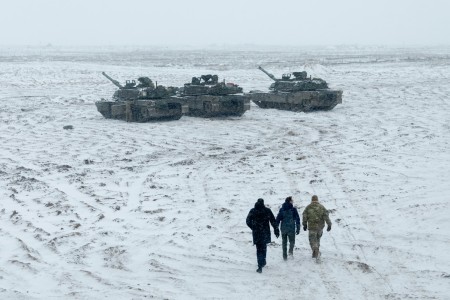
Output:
[180, 94, 250, 117]
[249, 89, 342, 112]
[95, 99, 188, 122]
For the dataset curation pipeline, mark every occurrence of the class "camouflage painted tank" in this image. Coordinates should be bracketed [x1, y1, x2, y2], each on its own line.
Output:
[249, 66, 342, 112]
[95, 72, 188, 122]
[180, 74, 250, 117]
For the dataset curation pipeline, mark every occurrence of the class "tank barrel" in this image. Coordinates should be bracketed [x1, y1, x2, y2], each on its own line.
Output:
[102, 72, 123, 89]
[258, 66, 278, 81]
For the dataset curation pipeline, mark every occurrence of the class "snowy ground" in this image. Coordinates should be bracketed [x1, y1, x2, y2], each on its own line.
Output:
[0, 45, 449, 299]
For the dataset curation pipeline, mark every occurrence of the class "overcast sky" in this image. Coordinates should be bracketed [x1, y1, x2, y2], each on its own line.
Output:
[1, 0, 449, 46]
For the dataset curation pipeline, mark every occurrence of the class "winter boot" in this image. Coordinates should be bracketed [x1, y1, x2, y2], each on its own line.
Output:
[289, 242, 294, 256]
[312, 249, 318, 258]
[256, 267, 262, 273]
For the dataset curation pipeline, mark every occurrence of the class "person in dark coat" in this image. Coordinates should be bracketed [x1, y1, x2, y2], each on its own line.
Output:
[275, 196, 301, 260]
[246, 198, 279, 273]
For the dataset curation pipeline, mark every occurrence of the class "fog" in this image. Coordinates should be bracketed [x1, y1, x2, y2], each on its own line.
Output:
[1, 0, 450, 46]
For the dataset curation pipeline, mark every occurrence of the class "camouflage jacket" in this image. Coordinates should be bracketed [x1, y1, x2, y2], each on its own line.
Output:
[302, 202, 331, 231]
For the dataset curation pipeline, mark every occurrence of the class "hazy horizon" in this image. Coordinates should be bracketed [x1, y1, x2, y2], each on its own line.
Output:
[1, 0, 449, 47]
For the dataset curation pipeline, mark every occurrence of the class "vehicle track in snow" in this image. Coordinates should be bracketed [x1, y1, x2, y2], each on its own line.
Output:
[300, 120, 430, 298]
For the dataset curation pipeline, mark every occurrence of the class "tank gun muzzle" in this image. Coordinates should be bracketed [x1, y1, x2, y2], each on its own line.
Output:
[258, 66, 278, 81]
[102, 72, 124, 89]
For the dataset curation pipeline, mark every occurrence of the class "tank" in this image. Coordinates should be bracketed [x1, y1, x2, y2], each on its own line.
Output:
[180, 74, 250, 117]
[248, 66, 342, 112]
[95, 72, 188, 122]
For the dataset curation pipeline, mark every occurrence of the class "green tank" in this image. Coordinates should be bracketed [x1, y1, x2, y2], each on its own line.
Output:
[249, 66, 342, 112]
[180, 74, 250, 117]
[96, 72, 188, 122]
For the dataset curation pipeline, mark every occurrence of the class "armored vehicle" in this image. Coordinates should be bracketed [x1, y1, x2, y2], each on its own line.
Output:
[96, 72, 188, 122]
[180, 74, 250, 117]
[249, 66, 342, 112]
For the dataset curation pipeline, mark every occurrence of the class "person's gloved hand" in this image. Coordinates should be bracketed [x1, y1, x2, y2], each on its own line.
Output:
[303, 225, 307, 231]
[274, 228, 280, 238]
[327, 225, 332, 232]
[296, 228, 300, 235]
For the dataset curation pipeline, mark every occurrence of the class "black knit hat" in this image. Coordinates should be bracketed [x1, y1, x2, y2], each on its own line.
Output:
[255, 198, 265, 209]
[285, 196, 292, 203]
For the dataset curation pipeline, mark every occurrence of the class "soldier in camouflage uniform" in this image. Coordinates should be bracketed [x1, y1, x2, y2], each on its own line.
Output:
[302, 195, 332, 258]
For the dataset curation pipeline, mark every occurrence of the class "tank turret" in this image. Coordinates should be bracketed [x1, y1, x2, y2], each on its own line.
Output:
[182, 74, 243, 96]
[258, 66, 328, 92]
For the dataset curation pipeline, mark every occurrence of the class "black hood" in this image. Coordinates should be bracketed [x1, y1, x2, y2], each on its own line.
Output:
[255, 198, 265, 210]
[281, 202, 293, 210]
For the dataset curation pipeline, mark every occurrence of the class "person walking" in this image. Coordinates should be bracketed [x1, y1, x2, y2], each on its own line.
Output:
[302, 195, 332, 258]
[246, 198, 279, 273]
[275, 196, 300, 260]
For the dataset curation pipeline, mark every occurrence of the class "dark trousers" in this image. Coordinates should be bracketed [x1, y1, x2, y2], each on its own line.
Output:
[255, 243, 267, 268]
[282, 232, 295, 258]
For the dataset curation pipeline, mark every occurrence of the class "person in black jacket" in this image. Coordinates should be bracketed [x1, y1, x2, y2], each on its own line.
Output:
[275, 196, 301, 260]
[246, 198, 279, 273]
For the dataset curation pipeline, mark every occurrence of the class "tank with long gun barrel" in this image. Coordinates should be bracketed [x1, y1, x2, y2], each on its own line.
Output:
[248, 65, 343, 112]
[96, 72, 188, 122]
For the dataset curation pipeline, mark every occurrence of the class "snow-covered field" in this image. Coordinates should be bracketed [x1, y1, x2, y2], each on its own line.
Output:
[0, 45, 449, 299]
